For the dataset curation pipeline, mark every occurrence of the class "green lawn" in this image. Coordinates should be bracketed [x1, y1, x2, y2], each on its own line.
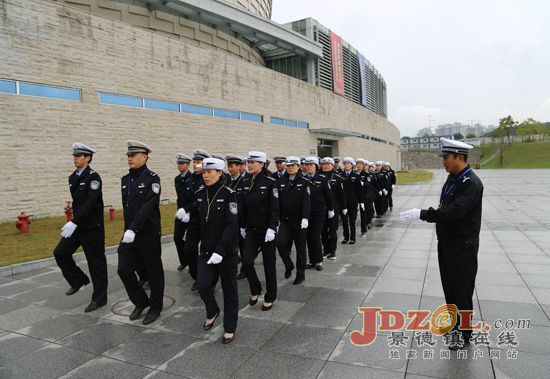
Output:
[0, 203, 177, 267]
[396, 170, 433, 184]
[478, 141, 550, 169]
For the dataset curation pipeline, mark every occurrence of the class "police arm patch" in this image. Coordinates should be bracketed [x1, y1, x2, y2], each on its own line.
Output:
[90, 180, 100, 190]
[229, 202, 238, 215]
[152, 183, 160, 194]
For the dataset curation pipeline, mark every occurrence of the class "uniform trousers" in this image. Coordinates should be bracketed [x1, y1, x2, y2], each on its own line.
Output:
[307, 216, 325, 264]
[173, 218, 188, 266]
[322, 212, 339, 256]
[241, 228, 277, 302]
[277, 220, 307, 279]
[342, 203, 358, 241]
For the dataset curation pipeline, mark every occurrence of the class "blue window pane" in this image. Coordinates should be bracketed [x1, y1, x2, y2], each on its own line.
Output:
[284, 119, 298, 127]
[296, 121, 309, 129]
[214, 108, 240, 119]
[144, 98, 179, 112]
[241, 112, 263, 122]
[270, 117, 284, 125]
[19, 82, 80, 101]
[0, 79, 16, 94]
[182, 103, 213, 116]
[99, 92, 141, 107]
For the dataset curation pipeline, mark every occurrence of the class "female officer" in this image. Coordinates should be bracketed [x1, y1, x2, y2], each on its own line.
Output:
[194, 157, 239, 344]
[240, 151, 280, 311]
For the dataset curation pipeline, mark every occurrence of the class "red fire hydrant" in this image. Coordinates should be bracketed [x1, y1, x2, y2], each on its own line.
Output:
[109, 207, 115, 221]
[65, 202, 73, 222]
[16, 212, 31, 233]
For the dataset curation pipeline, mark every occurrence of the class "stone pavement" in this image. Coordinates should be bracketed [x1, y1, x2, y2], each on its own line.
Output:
[1, 169, 550, 378]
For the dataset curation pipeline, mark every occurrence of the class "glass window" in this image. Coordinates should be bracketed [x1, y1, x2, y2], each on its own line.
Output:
[284, 119, 298, 127]
[19, 82, 81, 101]
[0, 79, 16, 94]
[144, 98, 179, 112]
[241, 112, 263, 122]
[213, 108, 240, 119]
[181, 103, 213, 116]
[270, 117, 285, 125]
[296, 121, 309, 129]
[99, 92, 141, 107]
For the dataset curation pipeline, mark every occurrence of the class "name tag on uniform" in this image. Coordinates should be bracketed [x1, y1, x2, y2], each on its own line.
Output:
[216, 199, 224, 202]
[296, 184, 303, 187]
[122, 185, 127, 189]
[260, 186, 267, 189]
[280, 184, 286, 187]
[315, 181, 321, 185]
[79, 182, 85, 186]
[138, 183, 145, 188]
[197, 198, 203, 202]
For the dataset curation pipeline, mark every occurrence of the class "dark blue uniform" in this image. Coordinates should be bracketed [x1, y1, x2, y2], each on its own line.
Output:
[53, 166, 108, 305]
[304, 172, 334, 264]
[117, 165, 165, 314]
[341, 170, 364, 243]
[183, 172, 205, 282]
[174, 170, 193, 267]
[322, 170, 346, 257]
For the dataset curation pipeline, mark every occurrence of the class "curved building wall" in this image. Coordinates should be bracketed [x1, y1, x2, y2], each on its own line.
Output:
[0, 0, 400, 220]
[226, 0, 272, 19]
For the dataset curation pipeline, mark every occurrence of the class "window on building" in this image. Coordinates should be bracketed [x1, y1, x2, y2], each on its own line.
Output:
[0, 79, 16, 94]
[181, 103, 213, 116]
[213, 108, 240, 119]
[270, 117, 285, 125]
[99, 92, 141, 107]
[144, 98, 180, 112]
[20, 82, 81, 101]
[241, 112, 263, 122]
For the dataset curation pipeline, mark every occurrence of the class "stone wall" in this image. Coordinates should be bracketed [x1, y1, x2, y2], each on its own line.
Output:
[0, 0, 400, 220]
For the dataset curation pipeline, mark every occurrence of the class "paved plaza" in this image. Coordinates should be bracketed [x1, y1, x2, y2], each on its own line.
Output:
[1, 169, 550, 378]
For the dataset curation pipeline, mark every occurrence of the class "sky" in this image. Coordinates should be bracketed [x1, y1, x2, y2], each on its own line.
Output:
[271, 0, 550, 137]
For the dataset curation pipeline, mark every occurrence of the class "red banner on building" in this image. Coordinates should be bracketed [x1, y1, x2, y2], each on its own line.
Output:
[330, 31, 345, 96]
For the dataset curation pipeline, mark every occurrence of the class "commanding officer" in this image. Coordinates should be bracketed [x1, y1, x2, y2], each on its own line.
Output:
[400, 138, 483, 350]
[117, 140, 164, 325]
[53, 143, 108, 313]
[320, 157, 346, 260]
[174, 153, 193, 271]
[181, 149, 211, 291]
[239, 151, 279, 311]
[385, 162, 396, 211]
[303, 157, 335, 270]
[341, 157, 364, 244]
[271, 156, 287, 182]
[194, 158, 239, 344]
[276, 156, 310, 285]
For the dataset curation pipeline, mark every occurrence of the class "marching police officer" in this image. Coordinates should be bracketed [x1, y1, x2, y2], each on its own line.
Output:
[239, 151, 279, 311]
[401, 138, 483, 350]
[303, 157, 335, 270]
[385, 161, 396, 210]
[117, 140, 164, 325]
[276, 156, 311, 285]
[341, 157, 364, 244]
[374, 161, 388, 216]
[53, 143, 108, 313]
[271, 156, 287, 182]
[174, 153, 193, 271]
[226, 154, 248, 280]
[320, 157, 346, 259]
[193, 158, 239, 344]
[357, 159, 376, 237]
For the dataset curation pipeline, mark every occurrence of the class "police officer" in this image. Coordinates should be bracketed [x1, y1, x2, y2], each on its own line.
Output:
[117, 140, 164, 325]
[365, 161, 377, 228]
[239, 151, 279, 311]
[303, 157, 335, 270]
[271, 156, 287, 182]
[193, 158, 239, 344]
[174, 153, 193, 271]
[226, 154, 247, 280]
[276, 156, 310, 284]
[385, 161, 396, 211]
[341, 157, 364, 244]
[400, 138, 483, 350]
[181, 149, 211, 291]
[374, 161, 388, 216]
[333, 157, 343, 175]
[53, 143, 108, 313]
[320, 157, 346, 260]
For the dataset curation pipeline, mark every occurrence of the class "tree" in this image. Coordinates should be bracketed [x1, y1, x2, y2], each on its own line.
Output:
[517, 118, 544, 142]
[454, 133, 464, 140]
[466, 133, 476, 139]
[495, 115, 517, 144]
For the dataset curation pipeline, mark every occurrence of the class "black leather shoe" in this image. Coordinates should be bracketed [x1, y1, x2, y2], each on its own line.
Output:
[261, 303, 273, 311]
[142, 311, 160, 325]
[305, 263, 313, 269]
[177, 264, 187, 271]
[237, 272, 246, 280]
[249, 297, 258, 306]
[341, 240, 348, 244]
[315, 264, 323, 271]
[129, 307, 145, 321]
[329, 254, 336, 260]
[191, 282, 198, 291]
[349, 240, 356, 245]
[66, 278, 90, 296]
[293, 277, 304, 285]
[222, 334, 234, 344]
[84, 301, 106, 313]
[203, 312, 220, 330]
[284, 267, 293, 279]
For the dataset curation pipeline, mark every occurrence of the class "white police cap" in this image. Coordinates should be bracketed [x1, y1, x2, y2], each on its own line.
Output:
[247, 151, 267, 163]
[304, 156, 319, 165]
[320, 157, 335, 165]
[286, 156, 300, 165]
[439, 137, 473, 156]
[201, 157, 225, 171]
[342, 156, 355, 165]
[72, 142, 96, 156]
[356, 158, 366, 164]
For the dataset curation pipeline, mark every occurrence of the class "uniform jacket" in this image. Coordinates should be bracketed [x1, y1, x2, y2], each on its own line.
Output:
[121, 165, 161, 234]
[341, 170, 364, 205]
[69, 165, 104, 230]
[239, 173, 279, 231]
[304, 172, 335, 219]
[174, 171, 194, 209]
[324, 170, 347, 211]
[277, 174, 311, 223]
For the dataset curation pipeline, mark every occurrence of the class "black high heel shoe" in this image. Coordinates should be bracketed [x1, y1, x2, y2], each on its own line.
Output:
[249, 296, 258, 306]
[203, 312, 219, 330]
[261, 302, 273, 311]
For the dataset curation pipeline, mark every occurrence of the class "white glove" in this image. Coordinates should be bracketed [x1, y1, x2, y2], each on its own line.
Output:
[207, 253, 223, 264]
[360, 203, 365, 211]
[61, 221, 77, 238]
[265, 228, 276, 242]
[392, 184, 396, 189]
[328, 210, 335, 219]
[301, 218, 309, 229]
[400, 208, 421, 222]
[342, 209, 348, 216]
[240, 228, 247, 239]
[181, 211, 190, 223]
[383, 189, 388, 196]
[122, 229, 136, 243]
[175, 208, 186, 220]
[378, 190, 383, 196]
